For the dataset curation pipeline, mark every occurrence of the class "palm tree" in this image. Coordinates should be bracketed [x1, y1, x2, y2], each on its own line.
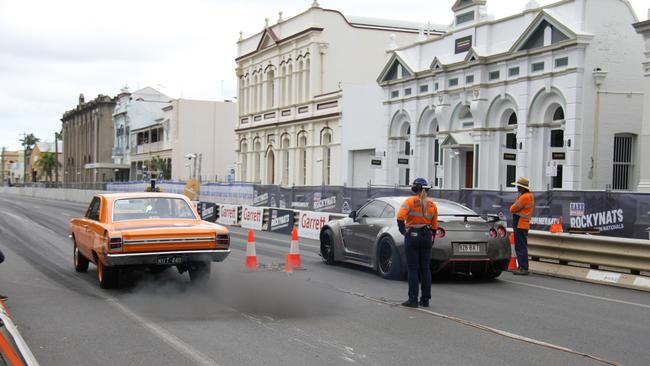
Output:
[34, 152, 61, 182]
[20, 133, 39, 183]
[150, 156, 171, 180]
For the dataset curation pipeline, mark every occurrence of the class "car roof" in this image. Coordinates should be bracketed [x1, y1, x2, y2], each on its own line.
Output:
[374, 196, 476, 213]
[98, 192, 189, 202]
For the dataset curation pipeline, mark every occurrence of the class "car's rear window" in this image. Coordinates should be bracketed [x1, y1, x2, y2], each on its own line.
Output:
[437, 201, 484, 222]
[112, 197, 197, 222]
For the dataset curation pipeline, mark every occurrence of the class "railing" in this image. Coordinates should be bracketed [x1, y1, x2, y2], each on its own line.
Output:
[527, 231, 650, 275]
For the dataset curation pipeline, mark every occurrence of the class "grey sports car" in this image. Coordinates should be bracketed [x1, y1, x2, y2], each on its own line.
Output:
[319, 196, 510, 279]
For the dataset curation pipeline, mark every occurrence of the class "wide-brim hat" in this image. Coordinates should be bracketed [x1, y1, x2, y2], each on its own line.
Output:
[511, 177, 530, 190]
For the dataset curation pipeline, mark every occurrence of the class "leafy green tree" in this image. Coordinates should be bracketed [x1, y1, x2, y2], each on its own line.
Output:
[150, 156, 171, 180]
[34, 152, 61, 182]
[20, 133, 40, 182]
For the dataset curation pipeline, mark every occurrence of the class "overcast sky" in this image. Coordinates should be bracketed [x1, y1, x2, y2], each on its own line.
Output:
[0, 0, 647, 151]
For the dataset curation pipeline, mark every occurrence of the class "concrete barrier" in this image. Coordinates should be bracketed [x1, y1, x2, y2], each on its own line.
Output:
[0, 186, 104, 204]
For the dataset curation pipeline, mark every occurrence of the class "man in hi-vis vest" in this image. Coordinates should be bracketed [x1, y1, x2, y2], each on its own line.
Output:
[510, 177, 534, 275]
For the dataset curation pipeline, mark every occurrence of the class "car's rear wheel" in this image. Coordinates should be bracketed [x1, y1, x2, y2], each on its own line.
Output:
[97, 260, 119, 289]
[73, 242, 89, 273]
[377, 237, 402, 280]
[189, 262, 211, 283]
[320, 229, 336, 265]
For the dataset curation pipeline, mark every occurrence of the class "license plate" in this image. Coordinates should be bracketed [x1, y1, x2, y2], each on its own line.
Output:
[157, 256, 183, 265]
[453, 243, 485, 255]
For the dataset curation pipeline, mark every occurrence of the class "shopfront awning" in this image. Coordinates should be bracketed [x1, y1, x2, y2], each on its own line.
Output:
[440, 132, 475, 149]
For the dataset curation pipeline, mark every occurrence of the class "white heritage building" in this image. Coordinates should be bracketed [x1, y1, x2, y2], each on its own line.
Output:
[234, 1, 444, 186]
[376, 0, 645, 191]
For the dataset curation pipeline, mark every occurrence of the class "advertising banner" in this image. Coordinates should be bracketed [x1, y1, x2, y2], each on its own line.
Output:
[297, 211, 330, 240]
[217, 204, 239, 226]
[241, 205, 264, 231]
[267, 208, 295, 234]
[196, 201, 217, 222]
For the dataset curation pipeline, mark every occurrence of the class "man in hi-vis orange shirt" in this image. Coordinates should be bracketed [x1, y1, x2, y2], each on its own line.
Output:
[510, 177, 534, 275]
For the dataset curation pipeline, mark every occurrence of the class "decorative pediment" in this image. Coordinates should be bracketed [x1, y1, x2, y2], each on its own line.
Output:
[510, 11, 575, 52]
[463, 48, 483, 63]
[377, 53, 414, 83]
[430, 57, 445, 72]
[255, 27, 280, 52]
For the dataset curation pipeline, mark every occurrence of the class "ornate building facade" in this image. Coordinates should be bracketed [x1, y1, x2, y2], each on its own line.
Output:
[234, 2, 440, 185]
[378, 0, 645, 191]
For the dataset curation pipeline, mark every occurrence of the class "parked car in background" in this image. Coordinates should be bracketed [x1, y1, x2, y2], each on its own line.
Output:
[69, 193, 230, 288]
[1, 301, 39, 365]
[319, 196, 510, 279]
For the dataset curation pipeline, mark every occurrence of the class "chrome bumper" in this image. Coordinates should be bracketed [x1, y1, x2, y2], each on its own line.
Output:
[105, 249, 230, 266]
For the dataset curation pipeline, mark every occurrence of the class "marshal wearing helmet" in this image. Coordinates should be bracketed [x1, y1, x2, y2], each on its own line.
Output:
[396, 178, 438, 308]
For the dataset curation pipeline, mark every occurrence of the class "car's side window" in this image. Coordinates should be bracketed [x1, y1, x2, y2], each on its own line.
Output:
[380, 204, 396, 219]
[358, 201, 388, 218]
[85, 197, 101, 221]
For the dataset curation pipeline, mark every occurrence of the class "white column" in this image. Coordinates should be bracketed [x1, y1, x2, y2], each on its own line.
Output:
[309, 44, 322, 97]
[634, 17, 650, 192]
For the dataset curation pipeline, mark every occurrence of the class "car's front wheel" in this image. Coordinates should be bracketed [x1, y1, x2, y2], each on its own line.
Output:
[73, 242, 89, 273]
[320, 229, 336, 265]
[377, 237, 402, 280]
[97, 260, 119, 289]
[189, 262, 211, 283]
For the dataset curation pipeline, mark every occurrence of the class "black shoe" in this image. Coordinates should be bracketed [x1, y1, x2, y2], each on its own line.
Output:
[0, 294, 7, 301]
[512, 268, 529, 275]
[401, 300, 418, 308]
[419, 300, 429, 307]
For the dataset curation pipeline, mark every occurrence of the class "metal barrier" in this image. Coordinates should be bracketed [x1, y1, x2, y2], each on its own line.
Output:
[525, 230, 650, 275]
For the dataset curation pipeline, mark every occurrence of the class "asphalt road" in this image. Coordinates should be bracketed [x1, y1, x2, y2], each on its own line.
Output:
[0, 194, 649, 366]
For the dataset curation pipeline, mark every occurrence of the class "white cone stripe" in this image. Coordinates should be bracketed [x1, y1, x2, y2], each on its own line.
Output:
[246, 241, 256, 256]
[289, 239, 300, 254]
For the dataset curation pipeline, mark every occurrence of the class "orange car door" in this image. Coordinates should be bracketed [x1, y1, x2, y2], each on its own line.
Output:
[79, 197, 101, 260]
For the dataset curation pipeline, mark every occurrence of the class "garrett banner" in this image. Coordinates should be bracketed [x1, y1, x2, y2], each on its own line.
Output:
[217, 204, 239, 226]
[241, 205, 264, 231]
[297, 211, 329, 240]
[267, 208, 295, 234]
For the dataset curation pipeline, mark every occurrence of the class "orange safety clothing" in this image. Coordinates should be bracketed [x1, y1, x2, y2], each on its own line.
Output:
[397, 196, 438, 229]
[510, 192, 534, 230]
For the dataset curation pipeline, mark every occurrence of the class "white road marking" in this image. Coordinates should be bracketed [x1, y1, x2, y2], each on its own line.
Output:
[586, 270, 621, 283]
[501, 279, 650, 310]
[106, 298, 220, 366]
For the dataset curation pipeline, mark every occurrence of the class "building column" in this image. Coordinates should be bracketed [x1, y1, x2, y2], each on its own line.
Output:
[634, 15, 650, 192]
[516, 106, 531, 187]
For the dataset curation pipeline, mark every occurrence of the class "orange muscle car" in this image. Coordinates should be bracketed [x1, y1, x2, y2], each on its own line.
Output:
[69, 193, 230, 288]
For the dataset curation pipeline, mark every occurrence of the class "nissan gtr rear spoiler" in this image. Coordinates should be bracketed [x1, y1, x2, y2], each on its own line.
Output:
[438, 214, 500, 223]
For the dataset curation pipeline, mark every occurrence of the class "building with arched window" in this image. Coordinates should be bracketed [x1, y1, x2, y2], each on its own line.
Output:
[376, 0, 645, 191]
[234, 2, 441, 185]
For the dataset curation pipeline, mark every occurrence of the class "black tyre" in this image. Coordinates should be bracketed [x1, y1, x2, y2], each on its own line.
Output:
[320, 229, 336, 265]
[97, 260, 119, 289]
[189, 262, 211, 283]
[377, 237, 402, 280]
[73, 242, 89, 273]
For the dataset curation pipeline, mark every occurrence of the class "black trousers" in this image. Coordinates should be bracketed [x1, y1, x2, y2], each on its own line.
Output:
[404, 228, 432, 302]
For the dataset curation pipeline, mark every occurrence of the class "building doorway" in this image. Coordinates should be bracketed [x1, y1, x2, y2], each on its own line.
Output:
[464, 151, 474, 188]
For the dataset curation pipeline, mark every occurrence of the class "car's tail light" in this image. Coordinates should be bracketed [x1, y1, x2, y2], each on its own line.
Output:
[497, 225, 507, 238]
[215, 234, 230, 248]
[435, 228, 446, 238]
[488, 228, 498, 238]
[108, 237, 123, 252]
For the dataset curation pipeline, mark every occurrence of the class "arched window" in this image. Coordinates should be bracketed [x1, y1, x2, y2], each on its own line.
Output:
[321, 129, 332, 185]
[297, 61, 304, 103]
[267, 69, 275, 109]
[404, 126, 411, 156]
[553, 106, 564, 121]
[266, 148, 275, 184]
[298, 132, 307, 185]
[286, 63, 293, 105]
[508, 112, 518, 125]
[253, 138, 261, 183]
[281, 135, 290, 186]
[458, 106, 474, 129]
[304, 58, 310, 102]
[280, 66, 286, 107]
[240, 141, 248, 182]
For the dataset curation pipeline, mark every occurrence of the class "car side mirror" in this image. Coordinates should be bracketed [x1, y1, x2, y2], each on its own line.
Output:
[349, 210, 357, 221]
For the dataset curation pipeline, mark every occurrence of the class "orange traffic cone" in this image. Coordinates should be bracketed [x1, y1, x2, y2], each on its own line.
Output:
[245, 229, 258, 270]
[507, 232, 518, 272]
[549, 216, 564, 233]
[285, 227, 302, 272]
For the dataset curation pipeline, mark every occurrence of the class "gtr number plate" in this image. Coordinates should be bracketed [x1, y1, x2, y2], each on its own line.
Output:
[453, 243, 485, 255]
[157, 256, 183, 265]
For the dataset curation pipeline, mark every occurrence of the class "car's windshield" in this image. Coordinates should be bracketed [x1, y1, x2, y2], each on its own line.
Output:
[112, 197, 197, 222]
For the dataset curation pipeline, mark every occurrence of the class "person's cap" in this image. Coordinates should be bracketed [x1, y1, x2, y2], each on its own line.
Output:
[511, 177, 530, 190]
[412, 177, 431, 189]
